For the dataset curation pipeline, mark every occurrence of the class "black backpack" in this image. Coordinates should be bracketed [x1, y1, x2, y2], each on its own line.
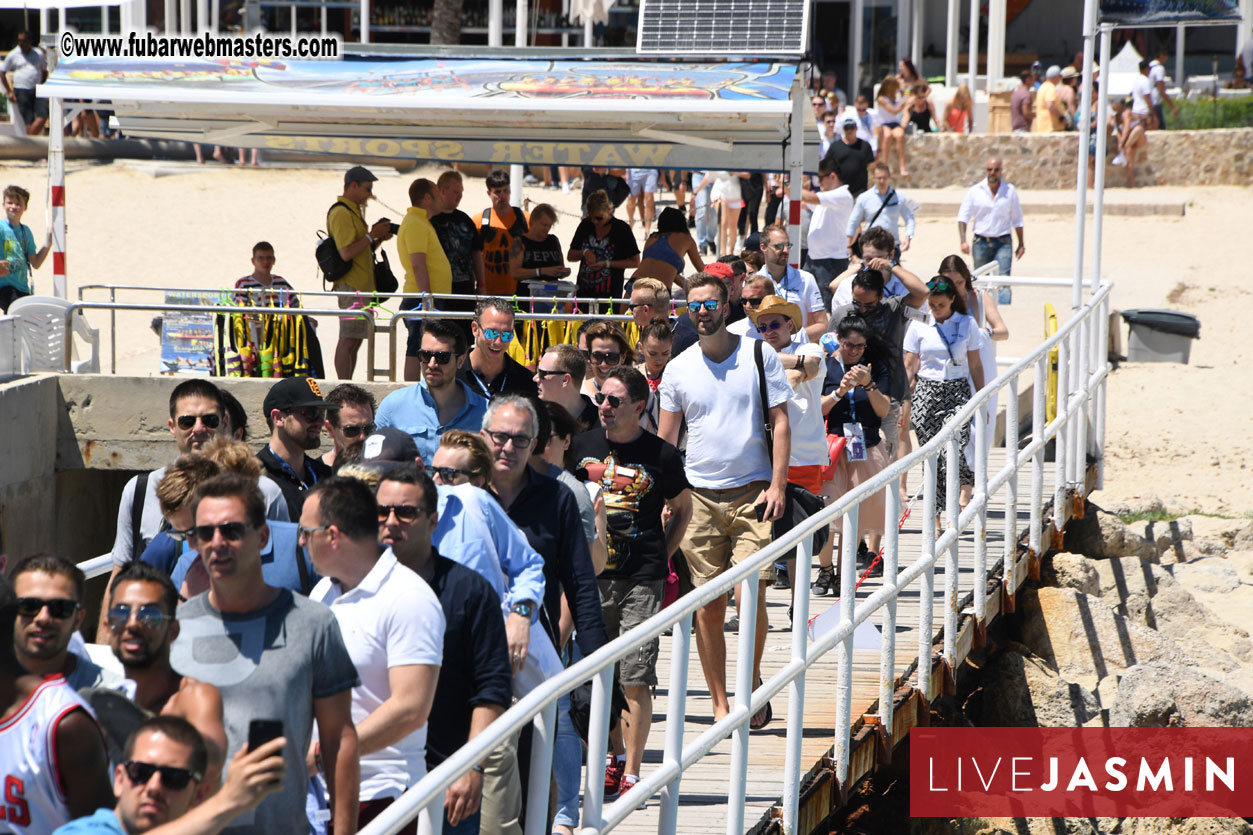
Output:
[316, 202, 356, 282]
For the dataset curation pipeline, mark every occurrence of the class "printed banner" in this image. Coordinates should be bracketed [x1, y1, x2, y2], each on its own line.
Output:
[1099, 0, 1240, 24]
[160, 290, 228, 375]
[911, 727, 1253, 818]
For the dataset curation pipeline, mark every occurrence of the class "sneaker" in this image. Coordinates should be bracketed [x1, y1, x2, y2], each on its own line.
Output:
[772, 564, 790, 589]
[562, 182, 571, 194]
[619, 774, 646, 809]
[523, 173, 541, 185]
[726, 613, 740, 631]
[812, 565, 835, 596]
[856, 541, 871, 565]
[603, 755, 624, 801]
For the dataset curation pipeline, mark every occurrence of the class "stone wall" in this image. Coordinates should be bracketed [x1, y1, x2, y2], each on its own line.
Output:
[900, 128, 1253, 189]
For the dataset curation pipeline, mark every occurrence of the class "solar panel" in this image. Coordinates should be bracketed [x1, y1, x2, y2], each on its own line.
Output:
[635, 0, 809, 56]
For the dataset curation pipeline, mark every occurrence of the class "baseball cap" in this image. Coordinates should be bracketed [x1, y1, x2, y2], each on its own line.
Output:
[263, 377, 329, 417]
[360, 427, 419, 472]
[345, 165, 378, 185]
[1046, 65, 1062, 79]
[842, 118, 857, 129]
[704, 262, 734, 280]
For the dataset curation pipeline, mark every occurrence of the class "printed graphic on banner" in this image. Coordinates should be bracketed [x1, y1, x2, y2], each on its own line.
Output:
[1099, 0, 1239, 24]
[160, 290, 224, 375]
[911, 727, 1253, 818]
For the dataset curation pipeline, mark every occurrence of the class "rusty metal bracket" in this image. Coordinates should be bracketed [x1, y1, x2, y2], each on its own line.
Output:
[1027, 547, 1042, 581]
[1001, 577, 1017, 613]
[939, 655, 957, 695]
[973, 616, 987, 649]
[916, 690, 931, 727]
[1070, 489, 1086, 520]
[861, 714, 892, 767]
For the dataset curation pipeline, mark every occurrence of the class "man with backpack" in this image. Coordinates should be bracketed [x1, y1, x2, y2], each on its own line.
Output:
[479, 169, 529, 295]
[326, 166, 395, 379]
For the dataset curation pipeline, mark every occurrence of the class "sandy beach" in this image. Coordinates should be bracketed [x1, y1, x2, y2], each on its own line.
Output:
[2, 159, 1248, 518]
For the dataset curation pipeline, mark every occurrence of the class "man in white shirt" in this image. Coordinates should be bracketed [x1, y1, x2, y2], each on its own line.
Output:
[304, 476, 444, 830]
[1148, 49, 1178, 130]
[800, 158, 855, 313]
[756, 223, 829, 341]
[956, 157, 1025, 303]
[658, 272, 791, 731]
[1130, 60, 1155, 126]
[0, 31, 48, 134]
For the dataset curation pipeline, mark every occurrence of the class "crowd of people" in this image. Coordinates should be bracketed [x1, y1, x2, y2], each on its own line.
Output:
[0, 141, 1030, 835]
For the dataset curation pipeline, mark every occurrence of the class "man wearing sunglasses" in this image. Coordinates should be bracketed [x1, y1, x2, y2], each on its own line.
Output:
[569, 366, 691, 802]
[258, 376, 333, 520]
[534, 344, 600, 430]
[658, 272, 791, 731]
[329, 165, 395, 379]
[957, 156, 1025, 304]
[670, 259, 747, 357]
[0, 572, 115, 834]
[169, 473, 360, 834]
[321, 384, 378, 472]
[377, 319, 488, 465]
[304, 477, 444, 832]
[376, 465, 510, 835]
[459, 297, 538, 400]
[12, 554, 125, 692]
[53, 715, 287, 835]
[756, 224, 829, 343]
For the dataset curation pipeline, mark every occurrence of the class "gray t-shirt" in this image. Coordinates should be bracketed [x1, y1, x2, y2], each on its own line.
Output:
[549, 464, 597, 545]
[831, 295, 926, 401]
[170, 589, 359, 834]
[2, 47, 45, 90]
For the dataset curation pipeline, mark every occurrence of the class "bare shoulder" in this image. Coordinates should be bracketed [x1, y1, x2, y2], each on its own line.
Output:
[164, 676, 223, 718]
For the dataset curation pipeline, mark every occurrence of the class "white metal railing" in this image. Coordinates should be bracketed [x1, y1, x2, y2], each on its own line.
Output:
[347, 279, 1114, 835]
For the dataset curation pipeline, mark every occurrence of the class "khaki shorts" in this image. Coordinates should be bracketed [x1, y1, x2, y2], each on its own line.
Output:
[681, 482, 775, 587]
[598, 578, 664, 687]
[334, 280, 374, 340]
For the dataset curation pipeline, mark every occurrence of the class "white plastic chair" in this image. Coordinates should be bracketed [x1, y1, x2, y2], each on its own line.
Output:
[8, 295, 100, 373]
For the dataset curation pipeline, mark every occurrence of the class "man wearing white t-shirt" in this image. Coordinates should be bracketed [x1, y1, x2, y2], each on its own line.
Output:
[756, 223, 828, 342]
[658, 272, 791, 730]
[1130, 60, 1155, 127]
[1148, 49, 1178, 130]
[801, 158, 855, 314]
[304, 477, 445, 830]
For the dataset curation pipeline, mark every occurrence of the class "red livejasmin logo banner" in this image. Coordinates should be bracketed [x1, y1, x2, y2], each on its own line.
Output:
[911, 728, 1253, 817]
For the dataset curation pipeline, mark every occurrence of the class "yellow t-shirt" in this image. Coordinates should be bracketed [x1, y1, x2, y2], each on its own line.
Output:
[327, 198, 374, 292]
[397, 206, 453, 295]
[1031, 81, 1062, 133]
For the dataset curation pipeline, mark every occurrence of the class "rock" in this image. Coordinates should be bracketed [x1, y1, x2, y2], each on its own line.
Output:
[1167, 558, 1241, 594]
[1046, 552, 1100, 596]
[1142, 517, 1192, 561]
[1148, 583, 1252, 670]
[1095, 675, 1120, 709]
[1226, 551, 1253, 584]
[1234, 522, 1253, 551]
[1062, 509, 1157, 561]
[1120, 819, 1253, 835]
[1020, 587, 1188, 691]
[1088, 556, 1168, 627]
[1108, 663, 1253, 727]
[978, 648, 1099, 727]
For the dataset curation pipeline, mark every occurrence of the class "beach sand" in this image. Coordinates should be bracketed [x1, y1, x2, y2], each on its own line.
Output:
[2, 160, 1248, 517]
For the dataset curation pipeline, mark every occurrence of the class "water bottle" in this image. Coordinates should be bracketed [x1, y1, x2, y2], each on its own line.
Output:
[820, 332, 839, 357]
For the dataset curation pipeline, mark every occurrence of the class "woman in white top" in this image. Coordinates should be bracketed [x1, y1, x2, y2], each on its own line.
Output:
[709, 170, 744, 258]
[904, 276, 986, 516]
[875, 76, 909, 178]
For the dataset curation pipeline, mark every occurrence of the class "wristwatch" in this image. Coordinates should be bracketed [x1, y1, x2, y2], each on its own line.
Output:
[510, 601, 534, 618]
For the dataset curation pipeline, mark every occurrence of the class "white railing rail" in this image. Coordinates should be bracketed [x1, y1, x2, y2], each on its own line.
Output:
[347, 279, 1113, 835]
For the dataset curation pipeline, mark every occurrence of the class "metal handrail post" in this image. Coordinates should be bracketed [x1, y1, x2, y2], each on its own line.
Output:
[917, 458, 937, 698]
[878, 480, 900, 731]
[1053, 338, 1070, 535]
[1075, 318, 1091, 491]
[523, 702, 557, 835]
[418, 804, 443, 835]
[943, 436, 960, 671]
[782, 531, 814, 835]
[581, 666, 614, 832]
[110, 286, 117, 374]
[726, 573, 759, 835]
[1004, 375, 1021, 588]
[1029, 356, 1046, 555]
[833, 505, 858, 788]
[657, 611, 692, 834]
[1095, 297, 1109, 489]
[972, 406, 988, 622]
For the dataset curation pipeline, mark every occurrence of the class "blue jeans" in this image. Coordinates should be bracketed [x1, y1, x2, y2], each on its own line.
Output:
[805, 256, 848, 312]
[972, 234, 1013, 304]
[691, 173, 715, 250]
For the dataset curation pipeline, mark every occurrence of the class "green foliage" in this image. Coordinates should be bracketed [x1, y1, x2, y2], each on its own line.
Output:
[1169, 94, 1253, 130]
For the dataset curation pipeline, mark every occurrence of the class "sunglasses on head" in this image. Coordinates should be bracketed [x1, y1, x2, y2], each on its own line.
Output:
[193, 522, 249, 542]
[927, 280, 952, 292]
[287, 407, 325, 423]
[417, 349, 454, 365]
[425, 464, 475, 482]
[107, 603, 170, 632]
[593, 392, 624, 408]
[481, 328, 514, 343]
[123, 761, 201, 791]
[16, 597, 79, 619]
[175, 413, 220, 431]
[339, 422, 376, 439]
[377, 504, 422, 523]
[589, 350, 621, 365]
[686, 300, 719, 313]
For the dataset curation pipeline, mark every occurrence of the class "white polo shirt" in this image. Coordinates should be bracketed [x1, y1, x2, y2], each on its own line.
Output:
[311, 548, 445, 801]
[806, 186, 855, 261]
[956, 179, 1025, 239]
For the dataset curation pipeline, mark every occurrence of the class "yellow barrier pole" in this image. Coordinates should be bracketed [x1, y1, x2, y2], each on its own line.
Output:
[1045, 302, 1059, 423]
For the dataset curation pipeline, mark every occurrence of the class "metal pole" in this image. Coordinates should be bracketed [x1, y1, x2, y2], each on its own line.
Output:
[850, 0, 864, 108]
[49, 99, 66, 298]
[878, 481, 900, 732]
[1073, 0, 1098, 313]
[488, 0, 502, 45]
[509, 0, 527, 207]
[1029, 356, 1045, 557]
[164, 0, 175, 32]
[581, 666, 614, 832]
[896, 0, 912, 74]
[782, 531, 813, 835]
[1004, 376, 1020, 590]
[657, 611, 692, 833]
[1175, 22, 1185, 89]
[1053, 337, 1069, 535]
[973, 406, 988, 624]
[911, 0, 925, 70]
[1095, 296, 1109, 489]
[522, 702, 556, 835]
[987, 0, 1007, 93]
[967, 0, 979, 93]
[1091, 25, 1112, 292]
[788, 66, 805, 268]
[179, 0, 190, 34]
[360, 0, 370, 42]
[726, 575, 758, 835]
[196, 0, 207, 31]
[833, 506, 858, 791]
[918, 458, 936, 699]
[945, 0, 959, 87]
[943, 437, 960, 671]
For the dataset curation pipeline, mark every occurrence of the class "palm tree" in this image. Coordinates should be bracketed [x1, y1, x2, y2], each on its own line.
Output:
[430, 0, 464, 44]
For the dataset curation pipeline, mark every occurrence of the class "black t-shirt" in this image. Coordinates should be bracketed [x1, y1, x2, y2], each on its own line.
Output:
[518, 234, 565, 275]
[458, 352, 539, 399]
[430, 209, 483, 290]
[569, 217, 640, 298]
[823, 354, 892, 446]
[570, 426, 689, 580]
[823, 138, 876, 196]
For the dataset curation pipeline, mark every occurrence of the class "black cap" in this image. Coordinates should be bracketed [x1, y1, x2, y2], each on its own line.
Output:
[842, 118, 857, 129]
[262, 376, 330, 417]
[360, 427, 419, 472]
[345, 165, 378, 185]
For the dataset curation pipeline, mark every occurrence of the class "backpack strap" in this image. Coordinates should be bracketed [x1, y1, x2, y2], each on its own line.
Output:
[481, 208, 492, 228]
[131, 471, 149, 562]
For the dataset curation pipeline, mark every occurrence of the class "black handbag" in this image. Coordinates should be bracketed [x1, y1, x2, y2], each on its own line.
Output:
[373, 249, 398, 301]
[754, 339, 830, 555]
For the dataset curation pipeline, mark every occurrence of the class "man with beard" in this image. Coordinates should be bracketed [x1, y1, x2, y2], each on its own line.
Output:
[458, 298, 537, 399]
[105, 561, 227, 788]
[257, 377, 333, 519]
[321, 384, 378, 471]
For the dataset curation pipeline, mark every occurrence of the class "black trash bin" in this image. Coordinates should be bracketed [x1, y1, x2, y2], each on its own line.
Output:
[1120, 309, 1201, 364]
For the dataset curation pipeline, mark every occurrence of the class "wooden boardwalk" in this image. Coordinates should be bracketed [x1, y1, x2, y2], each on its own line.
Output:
[597, 447, 1035, 835]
